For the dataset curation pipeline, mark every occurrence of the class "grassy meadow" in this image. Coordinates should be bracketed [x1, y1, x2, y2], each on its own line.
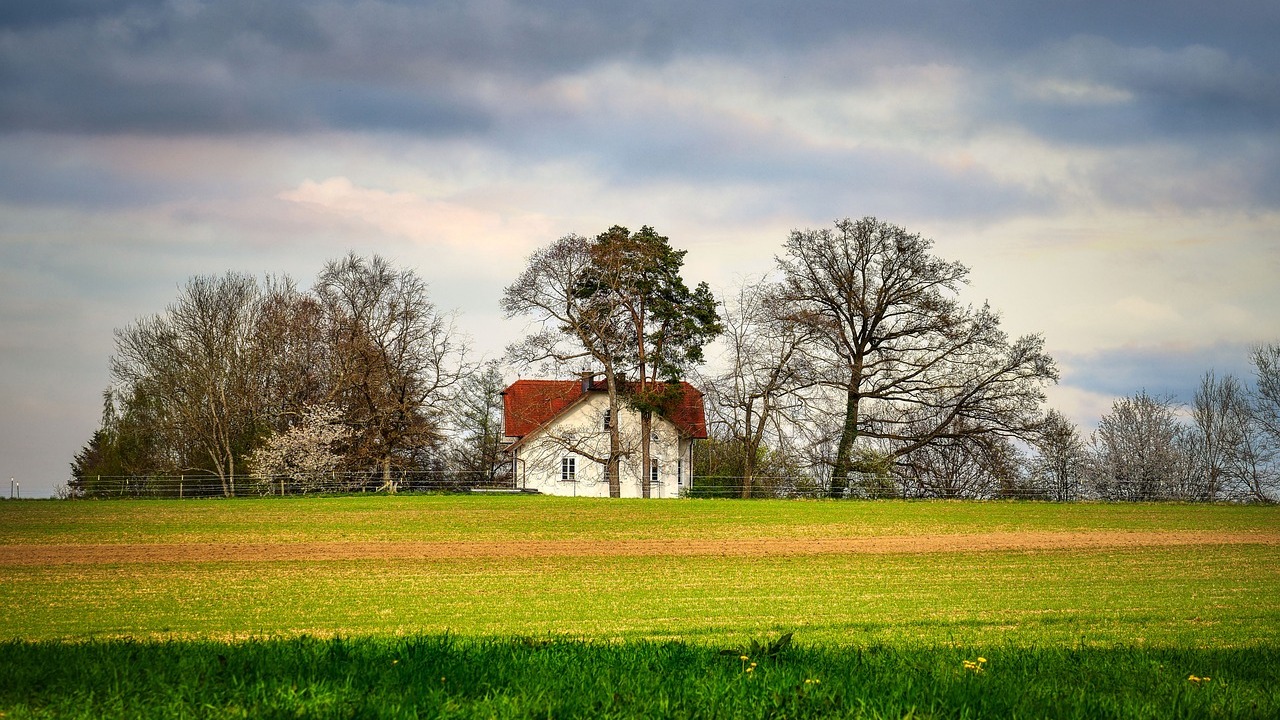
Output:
[2, 495, 1278, 717]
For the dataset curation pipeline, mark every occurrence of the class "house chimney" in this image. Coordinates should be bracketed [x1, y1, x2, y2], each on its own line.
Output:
[579, 371, 594, 393]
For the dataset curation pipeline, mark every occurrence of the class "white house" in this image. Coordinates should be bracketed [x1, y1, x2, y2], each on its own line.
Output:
[502, 375, 707, 498]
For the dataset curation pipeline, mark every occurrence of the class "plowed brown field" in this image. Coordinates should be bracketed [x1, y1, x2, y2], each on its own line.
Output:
[4, 529, 1276, 565]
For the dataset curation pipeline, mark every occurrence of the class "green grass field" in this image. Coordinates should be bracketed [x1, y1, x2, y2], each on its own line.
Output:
[2, 495, 1278, 717]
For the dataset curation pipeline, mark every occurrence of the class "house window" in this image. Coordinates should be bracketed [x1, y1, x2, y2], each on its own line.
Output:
[650, 459, 659, 484]
[603, 409, 611, 430]
[677, 459, 683, 486]
[561, 457, 576, 481]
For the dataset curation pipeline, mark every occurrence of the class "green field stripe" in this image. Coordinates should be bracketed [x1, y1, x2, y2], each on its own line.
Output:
[3, 495, 1278, 545]
[5, 545, 1277, 646]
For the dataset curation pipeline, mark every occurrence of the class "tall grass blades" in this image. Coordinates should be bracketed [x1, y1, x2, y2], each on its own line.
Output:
[2, 637, 1277, 719]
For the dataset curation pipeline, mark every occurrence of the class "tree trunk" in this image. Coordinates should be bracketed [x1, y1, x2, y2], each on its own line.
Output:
[830, 384, 860, 497]
[641, 410, 652, 498]
[606, 378, 621, 498]
[741, 401, 769, 499]
[740, 441, 755, 499]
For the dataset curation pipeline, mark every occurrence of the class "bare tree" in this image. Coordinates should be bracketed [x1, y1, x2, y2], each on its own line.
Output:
[110, 273, 268, 495]
[1086, 391, 1192, 500]
[777, 217, 1057, 496]
[502, 228, 718, 497]
[1252, 343, 1280, 449]
[701, 279, 815, 497]
[502, 234, 631, 496]
[1191, 371, 1251, 499]
[254, 278, 331, 429]
[1030, 409, 1087, 501]
[1226, 415, 1277, 502]
[1229, 344, 1280, 502]
[315, 253, 469, 490]
[445, 359, 512, 485]
[895, 425, 1025, 499]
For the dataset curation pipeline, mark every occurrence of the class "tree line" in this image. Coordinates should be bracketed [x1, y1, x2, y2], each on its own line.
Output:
[70, 255, 485, 496]
[694, 219, 1279, 501]
[69, 218, 1280, 501]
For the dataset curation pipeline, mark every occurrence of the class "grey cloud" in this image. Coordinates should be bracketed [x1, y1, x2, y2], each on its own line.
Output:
[1026, 36, 1280, 137]
[0, 158, 157, 208]
[1088, 142, 1280, 212]
[986, 34, 1280, 210]
[492, 81, 1052, 222]
[1059, 343, 1260, 405]
[0, 1, 491, 135]
[0, 0, 152, 29]
[0, 136, 270, 207]
[6, 0, 1279, 138]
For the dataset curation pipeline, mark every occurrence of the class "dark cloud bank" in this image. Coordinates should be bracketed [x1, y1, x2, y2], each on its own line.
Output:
[3, 0, 1277, 140]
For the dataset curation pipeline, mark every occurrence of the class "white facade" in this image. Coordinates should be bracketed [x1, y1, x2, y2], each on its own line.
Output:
[507, 392, 693, 498]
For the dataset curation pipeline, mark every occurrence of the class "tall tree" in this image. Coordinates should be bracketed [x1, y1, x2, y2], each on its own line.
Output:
[582, 226, 720, 497]
[254, 278, 331, 430]
[502, 227, 718, 497]
[1191, 371, 1250, 499]
[1252, 343, 1280, 449]
[1030, 409, 1087, 501]
[110, 272, 268, 495]
[446, 359, 511, 485]
[315, 253, 468, 489]
[777, 217, 1057, 496]
[503, 234, 632, 496]
[1241, 344, 1280, 501]
[701, 279, 814, 497]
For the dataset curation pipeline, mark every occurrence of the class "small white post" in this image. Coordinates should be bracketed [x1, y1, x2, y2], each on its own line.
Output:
[14, 482, 18, 499]
[9, 477, 13, 499]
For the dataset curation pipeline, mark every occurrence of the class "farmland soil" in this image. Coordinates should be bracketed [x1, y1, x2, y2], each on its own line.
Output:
[2, 530, 1277, 565]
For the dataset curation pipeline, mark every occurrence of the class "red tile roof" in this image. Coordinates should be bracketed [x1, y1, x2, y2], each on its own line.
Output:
[502, 378, 708, 440]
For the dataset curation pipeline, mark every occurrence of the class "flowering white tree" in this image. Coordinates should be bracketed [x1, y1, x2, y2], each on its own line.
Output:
[248, 403, 351, 494]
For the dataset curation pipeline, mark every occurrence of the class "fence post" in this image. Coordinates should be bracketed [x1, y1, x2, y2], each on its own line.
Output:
[11, 477, 15, 499]
[180, 475, 184, 499]
[280, 477, 284, 497]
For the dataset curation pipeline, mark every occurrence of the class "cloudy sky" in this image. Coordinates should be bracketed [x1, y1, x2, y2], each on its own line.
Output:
[3, 1, 1278, 496]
